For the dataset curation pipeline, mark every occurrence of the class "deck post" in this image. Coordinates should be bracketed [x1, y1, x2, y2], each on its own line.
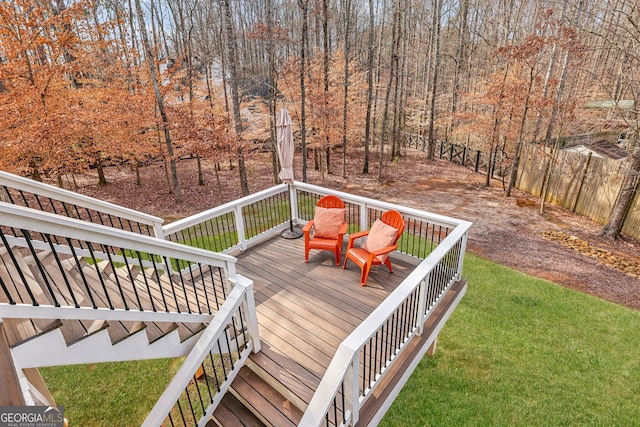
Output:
[426, 336, 438, 356]
[359, 203, 368, 231]
[0, 320, 25, 405]
[344, 351, 360, 426]
[236, 276, 261, 353]
[234, 205, 247, 250]
[456, 231, 469, 281]
[416, 275, 430, 336]
[290, 183, 300, 225]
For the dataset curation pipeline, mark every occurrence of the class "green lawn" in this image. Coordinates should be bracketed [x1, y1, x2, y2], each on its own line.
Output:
[41, 255, 640, 426]
[381, 254, 640, 426]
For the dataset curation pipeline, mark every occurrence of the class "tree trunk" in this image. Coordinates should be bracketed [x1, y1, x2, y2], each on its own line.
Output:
[197, 154, 204, 186]
[266, 0, 279, 185]
[426, 0, 441, 160]
[134, 0, 183, 203]
[221, 0, 249, 196]
[363, 0, 375, 174]
[298, 0, 309, 182]
[322, 0, 331, 176]
[341, 0, 352, 178]
[602, 146, 640, 239]
[378, 1, 400, 181]
[135, 160, 141, 186]
[506, 68, 535, 197]
[96, 158, 107, 186]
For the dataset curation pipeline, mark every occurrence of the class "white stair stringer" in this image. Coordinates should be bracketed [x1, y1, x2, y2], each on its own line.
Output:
[11, 319, 204, 369]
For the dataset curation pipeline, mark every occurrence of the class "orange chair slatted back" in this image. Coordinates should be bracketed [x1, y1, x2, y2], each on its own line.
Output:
[380, 210, 405, 243]
[317, 195, 345, 209]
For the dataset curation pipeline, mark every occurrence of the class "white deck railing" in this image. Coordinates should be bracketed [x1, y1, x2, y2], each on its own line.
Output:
[0, 202, 238, 319]
[0, 170, 164, 237]
[299, 224, 470, 426]
[143, 275, 260, 427]
[167, 181, 472, 426]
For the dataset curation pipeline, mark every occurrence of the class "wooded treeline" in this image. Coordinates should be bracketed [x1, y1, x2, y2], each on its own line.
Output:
[1, 0, 638, 236]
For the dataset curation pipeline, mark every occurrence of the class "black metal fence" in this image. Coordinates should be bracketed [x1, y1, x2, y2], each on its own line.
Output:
[405, 133, 512, 179]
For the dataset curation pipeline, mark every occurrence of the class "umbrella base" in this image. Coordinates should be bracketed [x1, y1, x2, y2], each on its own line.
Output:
[281, 227, 303, 239]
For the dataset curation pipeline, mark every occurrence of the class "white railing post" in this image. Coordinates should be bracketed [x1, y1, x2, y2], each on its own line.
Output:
[290, 183, 300, 224]
[234, 205, 247, 251]
[232, 275, 260, 353]
[416, 275, 430, 336]
[359, 202, 368, 231]
[344, 352, 361, 426]
[456, 231, 469, 280]
[152, 221, 165, 239]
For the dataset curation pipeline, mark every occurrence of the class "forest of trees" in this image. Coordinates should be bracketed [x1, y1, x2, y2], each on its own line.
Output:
[0, 0, 638, 236]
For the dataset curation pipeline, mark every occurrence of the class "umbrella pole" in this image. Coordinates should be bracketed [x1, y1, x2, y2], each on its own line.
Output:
[281, 183, 302, 239]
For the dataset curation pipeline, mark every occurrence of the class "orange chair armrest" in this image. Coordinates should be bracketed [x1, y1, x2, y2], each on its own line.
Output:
[338, 222, 348, 235]
[302, 220, 314, 235]
[346, 230, 369, 249]
[371, 243, 398, 256]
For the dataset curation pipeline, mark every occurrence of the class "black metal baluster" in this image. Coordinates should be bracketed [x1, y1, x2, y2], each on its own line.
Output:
[208, 352, 222, 392]
[21, 230, 59, 306]
[102, 245, 128, 310]
[121, 250, 143, 311]
[87, 244, 113, 309]
[0, 231, 38, 305]
[66, 237, 97, 309]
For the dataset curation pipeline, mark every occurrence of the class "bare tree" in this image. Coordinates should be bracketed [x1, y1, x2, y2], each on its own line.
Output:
[221, 0, 249, 196]
[134, 0, 183, 203]
[298, 0, 309, 182]
[363, 0, 375, 174]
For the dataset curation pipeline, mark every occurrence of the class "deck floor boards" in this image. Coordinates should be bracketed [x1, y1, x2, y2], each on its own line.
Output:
[236, 235, 416, 410]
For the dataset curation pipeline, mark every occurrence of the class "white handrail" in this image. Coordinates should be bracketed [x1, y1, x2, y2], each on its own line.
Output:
[163, 184, 288, 236]
[0, 170, 164, 236]
[143, 275, 259, 427]
[0, 202, 236, 273]
[291, 181, 465, 229]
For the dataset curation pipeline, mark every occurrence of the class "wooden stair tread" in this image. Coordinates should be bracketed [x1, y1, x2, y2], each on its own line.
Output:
[59, 319, 104, 345]
[212, 392, 265, 427]
[0, 252, 50, 306]
[248, 346, 316, 409]
[2, 317, 62, 348]
[106, 320, 145, 344]
[144, 322, 178, 343]
[230, 366, 302, 427]
[176, 322, 206, 342]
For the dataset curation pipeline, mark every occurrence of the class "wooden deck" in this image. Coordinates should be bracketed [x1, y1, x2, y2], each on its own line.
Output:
[235, 234, 417, 411]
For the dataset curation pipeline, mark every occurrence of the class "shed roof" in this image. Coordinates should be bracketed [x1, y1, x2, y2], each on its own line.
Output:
[563, 139, 628, 160]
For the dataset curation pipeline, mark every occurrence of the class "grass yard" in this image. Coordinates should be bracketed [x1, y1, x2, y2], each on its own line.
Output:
[382, 254, 640, 426]
[41, 255, 640, 426]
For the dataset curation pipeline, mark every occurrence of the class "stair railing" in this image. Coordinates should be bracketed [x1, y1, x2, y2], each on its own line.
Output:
[0, 202, 237, 322]
[0, 170, 164, 238]
[143, 275, 260, 427]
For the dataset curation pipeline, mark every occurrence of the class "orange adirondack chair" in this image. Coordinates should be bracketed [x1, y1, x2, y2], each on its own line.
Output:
[303, 195, 348, 265]
[343, 210, 405, 286]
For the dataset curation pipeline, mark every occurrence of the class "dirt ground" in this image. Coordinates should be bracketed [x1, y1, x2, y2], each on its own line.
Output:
[73, 149, 640, 311]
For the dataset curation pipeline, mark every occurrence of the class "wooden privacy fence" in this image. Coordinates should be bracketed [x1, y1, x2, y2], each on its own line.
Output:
[404, 134, 640, 240]
[517, 143, 640, 239]
[405, 133, 511, 180]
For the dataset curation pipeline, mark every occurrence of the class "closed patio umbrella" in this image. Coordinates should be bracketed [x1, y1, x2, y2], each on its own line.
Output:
[277, 108, 302, 239]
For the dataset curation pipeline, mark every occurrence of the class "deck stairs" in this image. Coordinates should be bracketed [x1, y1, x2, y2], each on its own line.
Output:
[0, 250, 213, 366]
[210, 350, 307, 426]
